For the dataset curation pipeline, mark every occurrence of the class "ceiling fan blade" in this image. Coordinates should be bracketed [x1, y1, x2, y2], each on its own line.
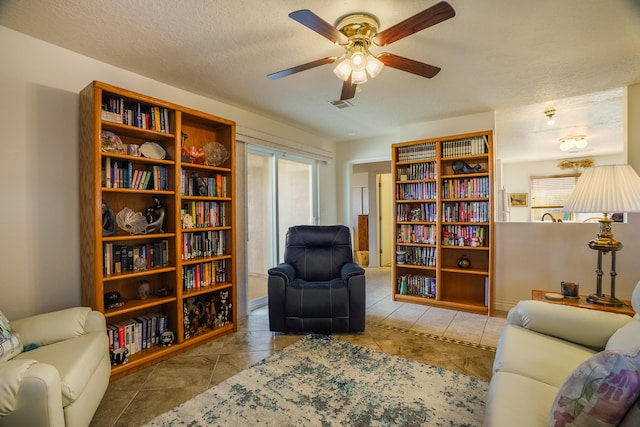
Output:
[340, 77, 357, 100]
[267, 57, 338, 80]
[289, 10, 349, 45]
[378, 53, 441, 78]
[373, 1, 455, 46]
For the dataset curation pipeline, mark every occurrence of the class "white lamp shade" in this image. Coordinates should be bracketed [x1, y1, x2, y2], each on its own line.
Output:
[365, 54, 384, 78]
[333, 59, 351, 81]
[564, 164, 640, 213]
[350, 51, 367, 72]
[351, 69, 368, 84]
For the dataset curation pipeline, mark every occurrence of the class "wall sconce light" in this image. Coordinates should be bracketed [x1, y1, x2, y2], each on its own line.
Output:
[545, 109, 556, 126]
[559, 135, 588, 151]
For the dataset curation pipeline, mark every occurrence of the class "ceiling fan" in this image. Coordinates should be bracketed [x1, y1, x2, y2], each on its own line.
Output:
[267, 1, 455, 101]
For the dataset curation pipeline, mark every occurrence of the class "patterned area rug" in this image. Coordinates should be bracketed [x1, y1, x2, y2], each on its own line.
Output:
[144, 334, 489, 426]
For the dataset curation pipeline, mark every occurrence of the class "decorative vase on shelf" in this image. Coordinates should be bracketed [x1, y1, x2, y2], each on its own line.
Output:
[458, 255, 471, 269]
[400, 276, 408, 295]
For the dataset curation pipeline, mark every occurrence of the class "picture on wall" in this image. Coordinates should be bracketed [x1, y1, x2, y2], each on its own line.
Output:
[509, 193, 528, 207]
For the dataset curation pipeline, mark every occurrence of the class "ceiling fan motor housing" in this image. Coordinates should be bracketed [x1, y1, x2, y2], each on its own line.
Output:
[335, 13, 380, 50]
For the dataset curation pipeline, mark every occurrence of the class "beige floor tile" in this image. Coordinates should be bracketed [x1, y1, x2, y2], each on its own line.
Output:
[480, 315, 507, 347]
[443, 311, 488, 343]
[412, 306, 457, 335]
[114, 386, 206, 427]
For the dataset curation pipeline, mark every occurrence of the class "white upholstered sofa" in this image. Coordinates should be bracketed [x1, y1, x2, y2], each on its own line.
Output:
[484, 283, 640, 427]
[0, 307, 110, 427]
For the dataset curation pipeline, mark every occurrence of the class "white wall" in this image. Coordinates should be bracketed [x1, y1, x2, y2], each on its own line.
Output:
[0, 27, 336, 319]
[494, 218, 640, 311]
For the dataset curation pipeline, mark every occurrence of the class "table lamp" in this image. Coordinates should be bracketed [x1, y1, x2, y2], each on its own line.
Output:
[564, 164, 640, 306]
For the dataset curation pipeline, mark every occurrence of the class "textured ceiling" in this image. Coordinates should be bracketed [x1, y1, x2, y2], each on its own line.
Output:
[1, 0, 640, 162]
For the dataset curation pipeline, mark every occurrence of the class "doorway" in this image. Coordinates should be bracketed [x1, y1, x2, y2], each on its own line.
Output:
[246, 148, 317, 310]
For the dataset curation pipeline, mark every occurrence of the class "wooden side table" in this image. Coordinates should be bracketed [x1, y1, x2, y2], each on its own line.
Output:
[532, 289, 635, 316]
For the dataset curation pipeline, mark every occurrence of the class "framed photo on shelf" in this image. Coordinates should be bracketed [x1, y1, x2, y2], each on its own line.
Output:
[509, 193, 528, 207]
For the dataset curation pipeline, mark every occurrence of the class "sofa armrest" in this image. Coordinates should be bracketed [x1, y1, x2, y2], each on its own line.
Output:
[507, 300, 633, 349]
[0, 360, 65, 426]
[11, 307, 93, 347]
[84, 310, 107, 334]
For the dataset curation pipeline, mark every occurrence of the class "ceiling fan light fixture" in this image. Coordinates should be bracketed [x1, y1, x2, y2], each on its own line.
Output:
[559, 135, 587, 151]
[365, 54, 384, 78]
[349, 49, 367, 72]
[351, 69, 368, 84]
[545, 109, 556, 126]
[333, 59, 352, 81]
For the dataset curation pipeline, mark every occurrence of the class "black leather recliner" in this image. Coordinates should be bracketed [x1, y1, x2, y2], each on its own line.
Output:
[267, 225, 366, 334]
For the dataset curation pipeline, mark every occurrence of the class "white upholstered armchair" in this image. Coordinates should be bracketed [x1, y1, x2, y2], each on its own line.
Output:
[0, 307, 110, 427]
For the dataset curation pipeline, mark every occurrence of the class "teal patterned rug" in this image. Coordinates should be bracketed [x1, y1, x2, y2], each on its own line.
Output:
[144, 334, 488, 426]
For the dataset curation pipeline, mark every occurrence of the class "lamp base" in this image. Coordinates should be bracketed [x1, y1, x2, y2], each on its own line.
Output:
[586, 293, 624, 307]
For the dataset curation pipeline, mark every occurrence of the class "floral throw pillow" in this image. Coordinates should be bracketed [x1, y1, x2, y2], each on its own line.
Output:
[0, 311, 23, 362]
[550, 347, 640, 427]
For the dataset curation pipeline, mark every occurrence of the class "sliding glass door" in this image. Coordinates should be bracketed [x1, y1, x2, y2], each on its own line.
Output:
[247, 147, 317, 309]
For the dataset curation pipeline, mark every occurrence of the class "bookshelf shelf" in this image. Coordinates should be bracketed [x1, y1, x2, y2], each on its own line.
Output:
[104, 296, 177, 319]
[103, 232, 176, 242]
[392, 131, 494, 315]
[102, 267, 177, 281]
[80, 81, 237, 379]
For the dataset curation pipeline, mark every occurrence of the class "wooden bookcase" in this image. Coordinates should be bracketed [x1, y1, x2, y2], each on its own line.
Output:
[392, 131, 494, 315]
[79, 81, 237, 379]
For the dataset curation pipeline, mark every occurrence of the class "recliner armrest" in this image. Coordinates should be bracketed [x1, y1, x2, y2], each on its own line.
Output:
[507, 300, 632, 349]
[341, 262, 365, 282]
[268, 263, 296, 284]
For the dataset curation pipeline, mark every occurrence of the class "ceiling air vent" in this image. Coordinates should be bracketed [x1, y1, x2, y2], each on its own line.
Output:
[330, 99, 353, 109]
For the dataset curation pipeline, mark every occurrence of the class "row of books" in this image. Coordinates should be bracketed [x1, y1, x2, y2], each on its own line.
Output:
[397, 245, 437, 267]
[102, 96, 171, 133]
[442, 136, 488, 158]
[182, 259, 228, 291]
[181, 171, 228, 197]
[396, 182, 438, 200]
[442, 177, 490, 199]
[107, 313, 168, 354]
[442, 225, 486, 247]
[397, 274, 436, 298]
[181, 201, 229, 228]
[397, 224, 437, 244]
[103, 158, 169, 190]
[442, 201, 490, 223]
[181, 230, 226, 260]
[396, 143, 437, 162]
[103, 240, 169, 276]
[397, 161, 437, 181]
[396, 203, 437, 222]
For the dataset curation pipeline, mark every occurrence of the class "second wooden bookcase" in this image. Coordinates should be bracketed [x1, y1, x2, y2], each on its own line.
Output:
[392, 131, 494, 315]
[79, 81, 237, 379]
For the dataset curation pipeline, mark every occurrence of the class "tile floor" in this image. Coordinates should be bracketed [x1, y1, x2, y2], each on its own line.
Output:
[90, 267, 507, 427]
